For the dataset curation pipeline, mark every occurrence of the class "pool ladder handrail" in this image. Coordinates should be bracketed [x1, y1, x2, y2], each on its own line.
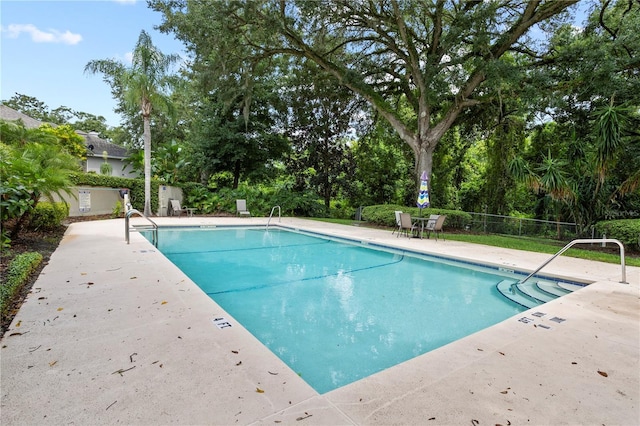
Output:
[266, 205, 281, 229]
[512, 238, 627, 293]
[125, 208, 158, 246]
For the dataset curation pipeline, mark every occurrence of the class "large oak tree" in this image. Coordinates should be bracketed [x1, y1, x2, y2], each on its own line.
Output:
[152, 0, 577, 202]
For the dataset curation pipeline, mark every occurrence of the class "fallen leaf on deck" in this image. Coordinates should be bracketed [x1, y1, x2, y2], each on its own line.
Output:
[49, 360, 57, 367]
[598, 371, 608, 377]
[161, 301, 168, 305]
[112, 366, 136, 376]
[57, 307, 64, 311]
[130, 276, 137, 279]
[15, 321, 21, 327]
[296, 413, 312, 421]
[236, 361, 242, 366]
[232, 350, 239, 354]
[256, 387, 265, 393]
[268, 371, 278, 375]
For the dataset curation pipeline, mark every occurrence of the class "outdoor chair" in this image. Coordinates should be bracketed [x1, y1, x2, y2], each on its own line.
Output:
[236, 199, 251, 217]
[424, 214, 439, 231]
[426, 214, 446, 240]
[391, 210, 403, 235]
[397, 213, 416, 238]
[169, 199, 194, 217]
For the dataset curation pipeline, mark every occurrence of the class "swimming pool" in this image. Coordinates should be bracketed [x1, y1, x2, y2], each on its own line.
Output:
[149, 226, 528, 393]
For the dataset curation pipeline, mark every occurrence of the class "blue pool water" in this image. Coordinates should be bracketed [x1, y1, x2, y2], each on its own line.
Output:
[149, 227, 525, 393]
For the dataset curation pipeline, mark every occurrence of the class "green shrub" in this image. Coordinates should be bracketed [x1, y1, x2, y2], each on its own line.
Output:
[329, 200, 355, 220]
[0, 252, 43, 320]
[28, 202, 69, 231]
[595, 219, 640, 252]
[181, 182, 328, 217]
[111, 200, 123, 218]
[361, 204, 472, 229]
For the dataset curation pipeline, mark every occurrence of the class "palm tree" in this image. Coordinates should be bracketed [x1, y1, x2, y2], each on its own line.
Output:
[1, 122, 79, 239]
[85, 30, 179, 216]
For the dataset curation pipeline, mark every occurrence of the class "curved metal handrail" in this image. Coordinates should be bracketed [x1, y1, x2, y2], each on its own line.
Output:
[125, 209, 158, 246]
[266, 205, 281, 229]
[516, 238, 627, 288]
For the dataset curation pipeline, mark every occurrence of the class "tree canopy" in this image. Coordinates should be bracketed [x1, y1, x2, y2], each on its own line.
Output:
[152, 0, 579, 199]
[4, 1, 638, 232]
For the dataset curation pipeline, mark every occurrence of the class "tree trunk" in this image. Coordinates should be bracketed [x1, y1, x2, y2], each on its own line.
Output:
[412, 134, 438, 205]
[143, 114, 152, 216]
[232, 160, 240, 189]
[324, 175, 331, 211]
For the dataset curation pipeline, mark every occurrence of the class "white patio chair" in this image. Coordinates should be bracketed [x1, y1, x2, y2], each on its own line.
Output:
[391, 210, 403, 235]
[236, 199, 251, 217]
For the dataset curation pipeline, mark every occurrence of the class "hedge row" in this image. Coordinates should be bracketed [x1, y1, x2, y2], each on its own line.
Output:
[595, 219, 640, 251]
[361, 204, 471, 229]
[71, 172, 161, 213]
[0, 252, 43, 321]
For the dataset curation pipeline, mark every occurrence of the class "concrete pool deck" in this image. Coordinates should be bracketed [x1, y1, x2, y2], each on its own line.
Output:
[1, 216, 638, 425]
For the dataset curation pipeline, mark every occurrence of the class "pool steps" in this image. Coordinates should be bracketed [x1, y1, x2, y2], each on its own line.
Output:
[496, 279, 581, 309]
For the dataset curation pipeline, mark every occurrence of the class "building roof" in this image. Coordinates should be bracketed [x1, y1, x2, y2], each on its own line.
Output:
[76, 130, 129, 159]
[0, 104, 51, 129]
[1, 105, 130, 160]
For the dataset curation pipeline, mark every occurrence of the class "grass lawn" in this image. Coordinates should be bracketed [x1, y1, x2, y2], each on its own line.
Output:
[311, 218, 640, 267]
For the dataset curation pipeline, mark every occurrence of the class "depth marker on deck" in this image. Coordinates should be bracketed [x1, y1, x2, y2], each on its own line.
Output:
[213, 317, 233, 329]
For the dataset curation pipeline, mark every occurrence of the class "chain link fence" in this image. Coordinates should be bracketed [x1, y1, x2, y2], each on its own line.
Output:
[465, 212, 579, 240]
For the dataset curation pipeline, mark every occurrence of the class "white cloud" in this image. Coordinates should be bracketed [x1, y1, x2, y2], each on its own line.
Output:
[2, 24, 82, 45]
[124, 52, 134, 64]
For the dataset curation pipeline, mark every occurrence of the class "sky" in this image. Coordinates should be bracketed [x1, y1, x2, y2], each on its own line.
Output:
[1, 0, 186, 127]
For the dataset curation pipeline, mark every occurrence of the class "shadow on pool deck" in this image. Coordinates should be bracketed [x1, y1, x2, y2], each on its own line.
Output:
[1, 217, 638, 425]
